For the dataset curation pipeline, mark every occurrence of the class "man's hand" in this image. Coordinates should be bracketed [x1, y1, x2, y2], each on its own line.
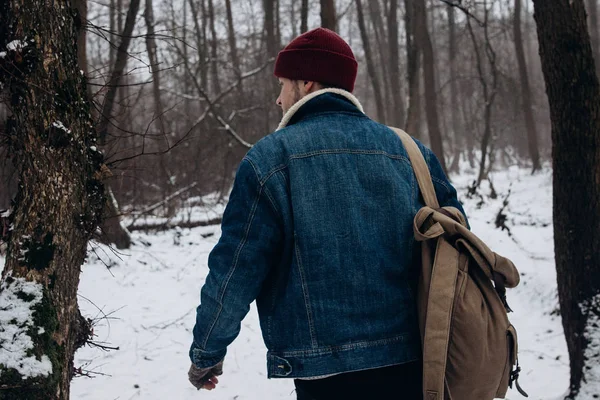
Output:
[188, 360, 224, 391]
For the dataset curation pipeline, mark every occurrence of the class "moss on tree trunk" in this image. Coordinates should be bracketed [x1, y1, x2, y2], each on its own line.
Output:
[0, 0, 105, 397]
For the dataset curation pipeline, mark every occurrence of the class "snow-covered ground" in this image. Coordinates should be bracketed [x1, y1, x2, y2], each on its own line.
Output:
[1, 165, 570, 399]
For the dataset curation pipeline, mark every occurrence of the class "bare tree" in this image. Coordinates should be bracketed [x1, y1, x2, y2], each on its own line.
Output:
[0, 0, 105, 396]
[98, 0, 142, 144]
[188, 0, 209, 89]
[355, 0, 386, 122]
[533, 1, 600, 397]
[301, 0, 309, 33]
[447, 4, 462, 173]
[404, 0, 422, 137]
[208, 0, 221, 95]
[415, 0, 447, 172]
[264, 0, 278, 57]
[368, 0, 392, 123]
[387, 0, 405, 127]
[225, 0, 244, 94]
[320, 0, 337, 30]
[466, 2, 499, 187]
[514, 0, 542, 172]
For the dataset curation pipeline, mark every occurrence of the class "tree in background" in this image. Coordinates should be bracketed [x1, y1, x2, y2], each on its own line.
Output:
[0, 0, 562, 238]
[320, 0, 337, 31]
[415, 0, 447, 173]
[533, 0, 600, 397]
[514, 0, 541, 172]
[0, 0, 105, 396]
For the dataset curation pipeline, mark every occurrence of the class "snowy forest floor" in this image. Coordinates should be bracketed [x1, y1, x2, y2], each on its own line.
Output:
[3, 165, 570, 399]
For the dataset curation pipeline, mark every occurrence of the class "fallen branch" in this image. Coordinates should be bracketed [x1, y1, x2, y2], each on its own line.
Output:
[127, 217, 222, 232]
[128, 181, 199, 226]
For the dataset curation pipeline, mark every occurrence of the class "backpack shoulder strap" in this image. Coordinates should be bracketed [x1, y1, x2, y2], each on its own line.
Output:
[389, 127, 440, 209]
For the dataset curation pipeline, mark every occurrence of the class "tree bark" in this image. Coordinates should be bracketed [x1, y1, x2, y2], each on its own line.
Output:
[355, 0, 386, 122]
[533, 1, 600, 397]
[301, 0, 309, 33]
[320, 0, 337, 31]
[0, 0, 105, 396]
[387, 0, 405, 127]
[415, 0, 447, 172]
[514, 0, 542, 172]
[404, 0, 422, 138]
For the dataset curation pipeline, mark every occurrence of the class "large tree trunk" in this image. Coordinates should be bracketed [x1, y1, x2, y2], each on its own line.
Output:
[355, 0, 386, 122]
[533, 1, 600, 397]
[404, 0, 422, 138]
[320, 0, 337, 31]
[514, 0, 542, 172]
[301, 0, 309, 33]
[0, 0, 105, 396]
[387, 0, 406, 127]
[415, 0, 447, 173]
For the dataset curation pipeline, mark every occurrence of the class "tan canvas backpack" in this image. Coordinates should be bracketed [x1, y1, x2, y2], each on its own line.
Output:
[390, 127, 528, 400]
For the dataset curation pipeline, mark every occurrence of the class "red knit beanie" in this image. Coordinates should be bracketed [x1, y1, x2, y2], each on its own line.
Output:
[274, 28, 358, 92]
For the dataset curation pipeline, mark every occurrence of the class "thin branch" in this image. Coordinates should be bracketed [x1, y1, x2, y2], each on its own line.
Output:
[438, 0, 484, 26]
[175, 43, 256, 148]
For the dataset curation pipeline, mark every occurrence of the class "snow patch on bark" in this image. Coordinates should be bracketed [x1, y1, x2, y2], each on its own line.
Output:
[6, 40, 26, 52]
[579, 294, 600, 397]
[0, 273, 53, 379]
[52, 121, 71, 134]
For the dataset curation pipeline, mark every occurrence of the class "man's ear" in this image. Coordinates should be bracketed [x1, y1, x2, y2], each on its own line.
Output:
[303, 80, 315, 93]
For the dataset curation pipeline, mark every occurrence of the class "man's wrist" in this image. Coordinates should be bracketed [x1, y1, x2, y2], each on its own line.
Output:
[189, 342, 226, 369]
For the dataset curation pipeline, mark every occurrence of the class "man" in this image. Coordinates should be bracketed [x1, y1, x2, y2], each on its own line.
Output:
[188, 28, 466, 399]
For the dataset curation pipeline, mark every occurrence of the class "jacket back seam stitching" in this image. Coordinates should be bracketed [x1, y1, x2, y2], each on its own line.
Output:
[259, 152, 412, 186]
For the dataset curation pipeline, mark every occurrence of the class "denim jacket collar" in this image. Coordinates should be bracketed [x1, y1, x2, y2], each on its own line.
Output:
[276, 88, 365, 131]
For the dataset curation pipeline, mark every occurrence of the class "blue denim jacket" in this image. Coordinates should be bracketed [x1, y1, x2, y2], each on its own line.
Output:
[190, 91, 466, 378]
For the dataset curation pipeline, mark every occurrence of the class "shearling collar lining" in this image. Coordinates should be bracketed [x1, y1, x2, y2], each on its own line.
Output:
[276, 88, 365, 131]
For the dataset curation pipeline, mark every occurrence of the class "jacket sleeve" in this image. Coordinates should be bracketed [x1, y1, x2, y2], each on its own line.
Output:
[190, 157, 282, 368]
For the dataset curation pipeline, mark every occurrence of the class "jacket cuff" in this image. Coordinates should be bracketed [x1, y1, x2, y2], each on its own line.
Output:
[189, 342, 226, 369]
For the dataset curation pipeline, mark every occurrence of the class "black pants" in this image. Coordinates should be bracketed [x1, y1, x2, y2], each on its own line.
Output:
[294, 362, 422, 400]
